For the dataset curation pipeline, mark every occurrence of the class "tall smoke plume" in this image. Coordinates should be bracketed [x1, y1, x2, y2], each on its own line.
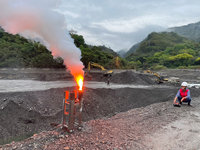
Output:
[0, 0, 84, 78]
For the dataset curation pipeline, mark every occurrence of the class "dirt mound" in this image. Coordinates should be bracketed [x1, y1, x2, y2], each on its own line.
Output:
[3, 97, 200, 150]
[0, 100, 59, 145]
[0, 68, 72, 81]
[2, 86, 199, 145]
[82, 87, 178, 120]
[0, 86, 178, 144]
[86, 71, 156, 85]
[111, 71, 155, 85]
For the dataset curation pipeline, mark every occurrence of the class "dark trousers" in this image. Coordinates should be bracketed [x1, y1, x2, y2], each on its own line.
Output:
[177, 96, 191, 104]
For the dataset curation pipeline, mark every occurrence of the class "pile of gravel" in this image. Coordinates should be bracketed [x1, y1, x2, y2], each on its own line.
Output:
[111, 71, 155, 85]
[0, 86, 178, 145]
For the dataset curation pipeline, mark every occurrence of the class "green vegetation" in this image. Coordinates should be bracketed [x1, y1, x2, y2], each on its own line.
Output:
[0, 28, 65, 68]
[170, 21, 200, 42]
[2, 26, 200, 70]
[70, 33, 126, 69]
[0, 28, 123, 69]
[126, 32, 200, 70]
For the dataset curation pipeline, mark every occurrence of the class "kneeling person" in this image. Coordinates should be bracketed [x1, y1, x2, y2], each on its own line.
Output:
[173, 82, 191, 106]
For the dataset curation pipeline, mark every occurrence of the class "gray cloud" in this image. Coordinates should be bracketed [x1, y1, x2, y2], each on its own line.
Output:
[59, 0, 200, 51]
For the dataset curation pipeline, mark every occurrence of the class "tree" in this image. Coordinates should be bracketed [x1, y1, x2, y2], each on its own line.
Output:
[0, 29, 65, 68]
[70, 34, 86, 48]
[166, 53, 193, 67]
[195, 57, 200, 65]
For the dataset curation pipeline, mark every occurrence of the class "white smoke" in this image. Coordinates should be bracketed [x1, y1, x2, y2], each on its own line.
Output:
[0, 0, 84, 77]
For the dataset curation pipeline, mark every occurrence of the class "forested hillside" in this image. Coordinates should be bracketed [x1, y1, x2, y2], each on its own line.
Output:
[125, 42, 140, 57]
[0, 28, 65, 68]
[70, 33, 126, 69]
[126, 32, 200, 69]
[2, 27, 200, 70]
[169, 21, 200, 42]
[0, 28, 122, 69]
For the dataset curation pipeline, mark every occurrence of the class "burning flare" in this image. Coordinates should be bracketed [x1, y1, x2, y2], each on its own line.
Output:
[76, 75, 84, 91]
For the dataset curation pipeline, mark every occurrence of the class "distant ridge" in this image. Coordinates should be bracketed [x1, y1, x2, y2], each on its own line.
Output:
[169, 21, 200, 42]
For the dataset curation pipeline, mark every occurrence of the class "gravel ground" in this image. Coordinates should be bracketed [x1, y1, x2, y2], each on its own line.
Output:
[0, 69, 200, 149]
[0, 68, 159, 85]
[1, 96, 200, 150]
[0, 85, 183, 145]
[158, 69, 200, 84]
[0, 68, 72, 81]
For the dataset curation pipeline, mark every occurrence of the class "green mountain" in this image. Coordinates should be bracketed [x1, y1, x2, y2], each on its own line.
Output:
[0, 28, 121, 69]
[69, 33, 122, 69]
[125, 42, 140, 57]
[134, 32, 187, 55]
[169, 21, 200, 42]
[126, 32, 200, 69]
[117, 49, 127, 58]
[0, 28, 65, 68]
[98, 46, 118, 57]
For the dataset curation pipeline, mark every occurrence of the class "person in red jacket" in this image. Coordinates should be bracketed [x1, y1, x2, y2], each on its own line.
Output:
[173, 82, 191, 106]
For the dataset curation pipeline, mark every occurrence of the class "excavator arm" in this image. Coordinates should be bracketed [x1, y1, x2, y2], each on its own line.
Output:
[88, 62, 106, 71]
[87, 62, 113, 75]
[144, 70, 168, 83]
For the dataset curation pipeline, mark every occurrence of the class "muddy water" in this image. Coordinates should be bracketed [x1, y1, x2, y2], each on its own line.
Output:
[0, 80, 172, 93]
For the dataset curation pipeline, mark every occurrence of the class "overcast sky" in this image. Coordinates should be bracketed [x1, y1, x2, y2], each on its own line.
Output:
[58, 0, 200, 51]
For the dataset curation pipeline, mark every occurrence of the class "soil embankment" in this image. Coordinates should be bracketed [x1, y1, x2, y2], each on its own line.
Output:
[1, 96, 200, 150]
[0, 85, 180, 145]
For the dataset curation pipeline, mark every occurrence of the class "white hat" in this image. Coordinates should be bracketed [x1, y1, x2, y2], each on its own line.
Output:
[181, 82, 188, 87]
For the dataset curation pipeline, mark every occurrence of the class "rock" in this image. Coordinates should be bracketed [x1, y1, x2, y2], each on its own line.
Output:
[18, 100, 23, 104]
[59, 135, 65, 138]
[64, 146, 70, 150]
[168, 77, 180, 83]
[33, 143, 38, 148]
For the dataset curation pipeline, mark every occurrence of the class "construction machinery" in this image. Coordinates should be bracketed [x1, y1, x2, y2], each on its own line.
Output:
[87, 62, 113, 76]
[144, 70, 168, 84]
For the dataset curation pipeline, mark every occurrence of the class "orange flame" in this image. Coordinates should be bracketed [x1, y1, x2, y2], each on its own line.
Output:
[75, 75, 84, 91]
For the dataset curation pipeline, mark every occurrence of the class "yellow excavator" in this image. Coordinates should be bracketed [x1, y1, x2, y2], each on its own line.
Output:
[144, 70, 168, 83]
[87, 62, 113, 76]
